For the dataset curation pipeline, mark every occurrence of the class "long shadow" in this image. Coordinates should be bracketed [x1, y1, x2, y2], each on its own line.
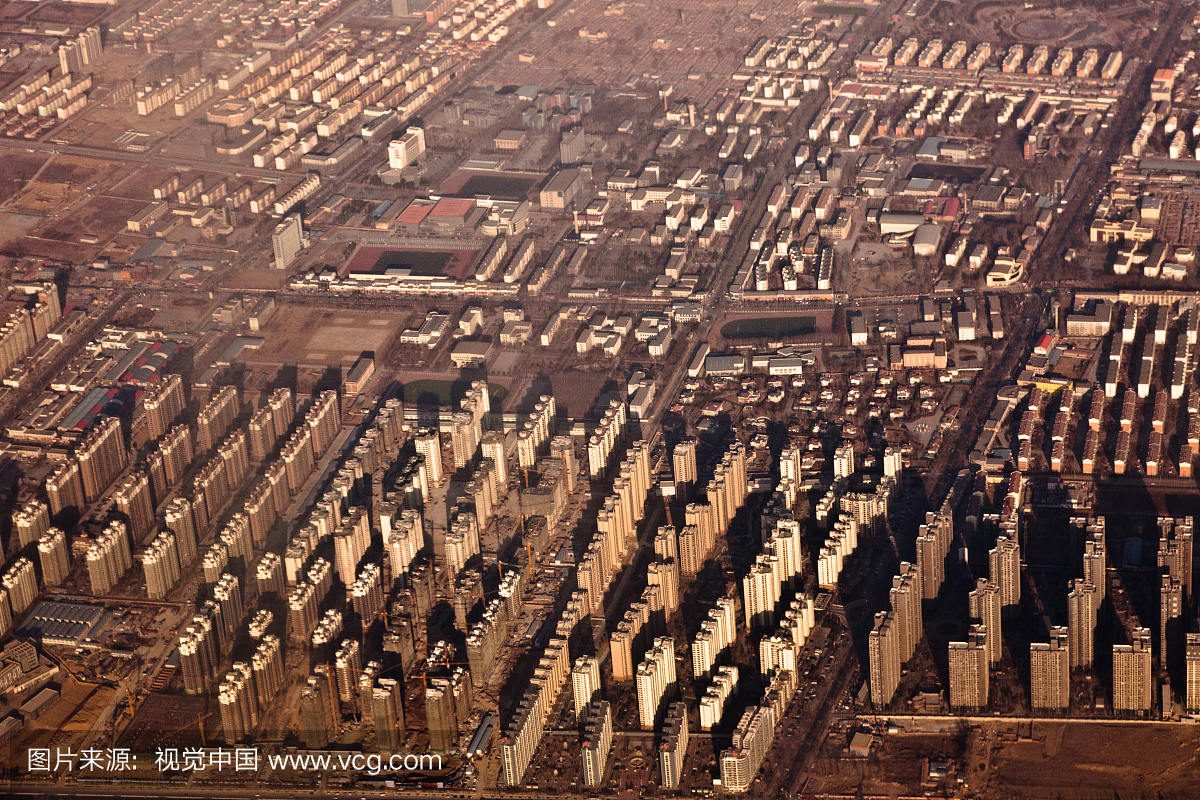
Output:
[513, 374, 555, 416]
[264, 363, 299, 398]
[313, 364, 344, 396]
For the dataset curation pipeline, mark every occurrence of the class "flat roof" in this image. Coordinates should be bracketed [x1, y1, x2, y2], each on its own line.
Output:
[430, 197, 476, 218]
[543, 171, 580, 198]
[453, 341, 492, 356]
[1139, 158, 1200, 174]
[397, 202, 433, 225]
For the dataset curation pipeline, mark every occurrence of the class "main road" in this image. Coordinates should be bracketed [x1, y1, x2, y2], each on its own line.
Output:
[0, 139, 312, 183]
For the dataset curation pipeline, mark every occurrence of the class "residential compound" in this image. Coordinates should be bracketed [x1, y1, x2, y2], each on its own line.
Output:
[0, 0, 1198, 798]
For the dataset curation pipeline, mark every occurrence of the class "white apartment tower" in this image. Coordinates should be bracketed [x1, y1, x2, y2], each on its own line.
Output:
[272, 214, 306, 270]
[636, 637, 676, 729]
[415, 428, 444, 485]
[580, 700, 612, 787]
[572, 656, 600, 720]
[388, 127, 426, 169]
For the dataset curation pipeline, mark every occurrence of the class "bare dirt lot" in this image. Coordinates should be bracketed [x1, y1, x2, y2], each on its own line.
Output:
[920, 0, 1153, 51]
[808, 720, 1200, 798]
[545, 368, 615, 419]
[220, 266, 290, 291]
[983, 721, 1200, 798]
[848, 240, 923, 297]
[483, 0, 795, 103]
[0, 152, 49, 200]
[242, 306, 405, 370]
[41, 195, 145, 243]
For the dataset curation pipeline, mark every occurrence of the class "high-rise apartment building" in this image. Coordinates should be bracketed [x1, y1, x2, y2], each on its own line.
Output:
[383, 507, 421, 585]
[572, 656, 600, 720]
[1030, 626, 1070, 710]
[78, 417, 127, 501]
[299, 670, 338, 748]
[543, 435, 575, 492]
[387, 127, 425, 169]
[141, 531, 181, 600]
[86, 521, 132, 597]
[372, 677, 405, 752]
[196, 386, 240, 454]
[500, 690, 543, 786]
[948, 626, 989, 710]
[691, 597, 737, 678]
[883, 446, 904, 477]
[287, 583, 319, 643]
[248, 406, 278, 462]
[59, 26, 101, 73]
[426, 677, 458, 753]
[700, 666, 739, 730]
[672, 439, 697, 501]
[915, 530, 945, 600]
[1112, 628, 1153, 713]
[1068, 579, 1098, 668]
[989, 535, 1021, 612]
[268, 387, 294, 436]
[1161, 574, 1184, 670]
[333, 509, 371, 584]
[334, 639, 363, 710]
[350, 562, 384, 621]
[37, 527, 70, 587]
[144, 374, 186, 440]
[869, 611, 900, 708]
[580, 700, 612, 787]
[1, 558, 36, 617]
[743, 554, 781, 631]
[179, 606, 219, 694]
[113, 470, 156, 541]
[1186, 633, 1200, 713]
[1158, 516, 1193, 599]
[255, 553, 285, 599]
[272, 214, 306, 269]
[13, 501, 50, 548]
[833, 442, 855, 479]
[304, 390, 341, 458]
[218, 662, 258, 743]
[659, 701, 688, 789]
[212, 574, 244, 648]
[636, 637, 676, 730]
[1082, 519, 1107, 602]
[45, 459, 85, 521]
[647, 558, 680, 614]
[0, 589, 11, 640]
[251, 635, 285, 708]
[968, 579, 1002, 665]
[164, 496, 198, 566]
[480, 430, 507, 489]
[157, 424, 194, 488]
[889, 562, 923, 664]
[720, 703, 775, 793]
